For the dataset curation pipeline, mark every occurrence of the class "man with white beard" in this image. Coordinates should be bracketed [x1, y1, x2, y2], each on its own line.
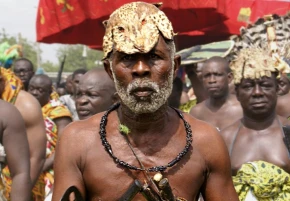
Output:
[52, 2, 238, 201]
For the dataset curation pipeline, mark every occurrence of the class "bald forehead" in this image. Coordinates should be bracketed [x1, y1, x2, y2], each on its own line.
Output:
[203, 58, 230, 73]
[80, 69, 113, 87]
[30, 75, 52, 87]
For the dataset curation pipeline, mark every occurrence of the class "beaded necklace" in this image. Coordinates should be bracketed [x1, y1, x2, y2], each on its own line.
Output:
[99, 102, 193, 172]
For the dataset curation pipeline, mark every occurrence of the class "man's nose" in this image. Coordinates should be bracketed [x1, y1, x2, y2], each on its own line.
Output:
[77, 96, 89, 106]
[208, 75, 216, 83]
[19, 71, 25, 76]
[132, 60, 150, 78]
[253, 85, 263, 96]
[30, 89, 38, 96]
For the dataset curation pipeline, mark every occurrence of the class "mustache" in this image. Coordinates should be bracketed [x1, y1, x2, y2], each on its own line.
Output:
[127, 79, 159, 94]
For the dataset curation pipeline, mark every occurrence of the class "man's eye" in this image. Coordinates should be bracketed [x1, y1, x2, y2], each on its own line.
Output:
[149, 54, 159, 60]
[122, 55, 134, 61]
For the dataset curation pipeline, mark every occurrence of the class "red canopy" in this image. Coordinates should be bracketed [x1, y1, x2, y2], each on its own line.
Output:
[36, 0, 290, 50]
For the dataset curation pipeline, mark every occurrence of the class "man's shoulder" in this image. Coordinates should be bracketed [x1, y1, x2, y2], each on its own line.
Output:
[0, 99, 20, 118]
[219, 120, 241, 147]
[59, 112, 105, 151]
[184, 112, 221, 145]
[61, 112, 105, 138]
[15, 90, 42, 114]
[183, 112, 231, 165]
[189, 101, 206, 116]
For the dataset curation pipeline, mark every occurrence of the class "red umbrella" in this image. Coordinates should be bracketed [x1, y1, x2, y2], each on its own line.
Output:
[36, 0, 236, 50]
[36, 0, 290, 50]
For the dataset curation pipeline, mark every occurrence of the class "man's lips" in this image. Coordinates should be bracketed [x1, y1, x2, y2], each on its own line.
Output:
[78, 109, 90, 116]
[207, 86, 219, 91]
[130, 87, 155, 97]
[251, 102, 267, 107]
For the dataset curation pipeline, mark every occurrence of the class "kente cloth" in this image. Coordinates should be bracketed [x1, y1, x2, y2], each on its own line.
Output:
[0, 67, 22, 104]
[1, 167, 45, 201]
[233, 161, 290, 201]
[179, 99, 197, 113]
[41, 99, 71, 198]
[59, 94, 79, 121]
[50, 87, 59, 100]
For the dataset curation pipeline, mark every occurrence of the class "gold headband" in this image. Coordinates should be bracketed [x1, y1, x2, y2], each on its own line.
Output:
[102, 2, 175, 60]
[230, 47, 289, 84]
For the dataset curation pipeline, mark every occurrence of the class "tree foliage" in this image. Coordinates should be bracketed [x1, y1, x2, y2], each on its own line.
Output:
[56, 45, 104, 72]
[0, 28, 39, 69]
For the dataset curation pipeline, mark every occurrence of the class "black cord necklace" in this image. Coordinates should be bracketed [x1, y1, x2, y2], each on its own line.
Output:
[99, 102, 193, 172]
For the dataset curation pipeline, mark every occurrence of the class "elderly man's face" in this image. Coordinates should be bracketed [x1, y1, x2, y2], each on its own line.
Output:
[106, 36, 180, 114]
[236, 74, 278, 117]
[76, 77, 114, 120]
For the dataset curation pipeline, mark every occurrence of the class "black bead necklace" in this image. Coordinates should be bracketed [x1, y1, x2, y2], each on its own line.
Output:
[99, 102, 193, 172]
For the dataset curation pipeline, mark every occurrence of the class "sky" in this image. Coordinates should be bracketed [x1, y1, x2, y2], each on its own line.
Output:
[0, 0, 61, 64]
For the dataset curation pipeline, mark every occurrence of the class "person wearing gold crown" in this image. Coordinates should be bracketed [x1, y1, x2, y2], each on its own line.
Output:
[52, 2, 238, 201]
[220, 47, 290, 201]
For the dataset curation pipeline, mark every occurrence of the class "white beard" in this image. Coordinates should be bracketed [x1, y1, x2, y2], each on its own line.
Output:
[112, 68, 174, 114]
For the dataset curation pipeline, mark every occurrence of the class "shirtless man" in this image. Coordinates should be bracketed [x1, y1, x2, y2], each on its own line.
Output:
[52, 2, 238, 201]
[75, 68, 116, 120]
[0, 100, 31, 201]
[0, 67, 46, 199]
[190, 57, 242, 131]
[220, 48, 290, 200]
[28, 74, 72, 200]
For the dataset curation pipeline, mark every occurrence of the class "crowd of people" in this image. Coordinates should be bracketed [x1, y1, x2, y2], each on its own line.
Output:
[0, 1, 290, 201]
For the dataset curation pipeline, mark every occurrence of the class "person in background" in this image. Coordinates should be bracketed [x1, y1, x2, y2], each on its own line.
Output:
[190, 56, 242, 131]
[13, 58, 34, 91]
[220, 47, 290, 201]
[76, 68, 116, 120]
[60, 69, 87, 121]
[0, 100, 31, 201]
[56, 82, 67, 97]
[28, 74, 72, 201]
[0, 67, 46, 201]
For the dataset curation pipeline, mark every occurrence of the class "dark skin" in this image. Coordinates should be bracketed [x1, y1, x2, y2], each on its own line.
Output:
[76, 69, 116, 120]
[28, 75, 72, 172]
[277, 74, 290, 96]
[190, 59, 242, 131]
[276, 93, 290, 118]
[0, 100, 31, 201]
[65, 75, 74, 95]
[72, 73, 84, 97]
[0, 73, 46, 187]
[56, 87, 66, 96]
[52, 36, 238, 201]
[220, 75, 290, 175]
[13, 60, 34, 91]
[185, 64, 207, 103]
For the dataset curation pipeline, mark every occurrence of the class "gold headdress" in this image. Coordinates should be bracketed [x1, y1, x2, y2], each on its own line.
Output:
[228, 13, 290, 84]
[102, 2, 175, 60]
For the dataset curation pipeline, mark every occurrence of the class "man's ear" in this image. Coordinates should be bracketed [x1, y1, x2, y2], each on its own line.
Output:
[228, 72, 234, 83]
[173, 54, 181, 77]
[103, 60, 114, 80]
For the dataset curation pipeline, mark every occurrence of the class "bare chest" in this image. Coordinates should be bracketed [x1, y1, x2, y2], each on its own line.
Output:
[200, 107, 240, 130]
[81, 137, 206, 201]
[231, 128, 290, 174]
